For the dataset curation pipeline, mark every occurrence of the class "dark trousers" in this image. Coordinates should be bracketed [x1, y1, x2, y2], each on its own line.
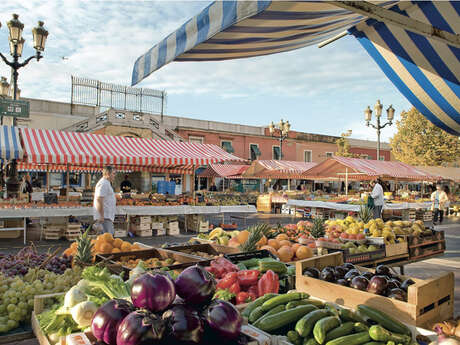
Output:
[433, 208, 444, 223]
[373, 206, 383, 219]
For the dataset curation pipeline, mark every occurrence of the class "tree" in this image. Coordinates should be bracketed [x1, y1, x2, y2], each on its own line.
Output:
[390, 107, 460, 166]
[335, 130, 360, 158]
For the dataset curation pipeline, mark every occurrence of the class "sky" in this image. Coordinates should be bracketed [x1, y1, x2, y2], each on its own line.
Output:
[0, 0, 412, 142]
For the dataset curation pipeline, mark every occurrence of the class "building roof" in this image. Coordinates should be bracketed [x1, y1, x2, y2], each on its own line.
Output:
[348, 138, 391, 150]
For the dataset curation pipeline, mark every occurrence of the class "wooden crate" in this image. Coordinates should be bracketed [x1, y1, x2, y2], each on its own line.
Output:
[130, 222, 151, 231]
[114, 229, 127, 238]
[65, 224, 81, 241]
[385, 241, 408, 257]
[295, 252, 454, 327]
[131, 216, 151, 225]
[42, 226, 62, 240]
[166, 221, 180, 235]
[134, 229, 152, 237]
[409, 240, 446, 259]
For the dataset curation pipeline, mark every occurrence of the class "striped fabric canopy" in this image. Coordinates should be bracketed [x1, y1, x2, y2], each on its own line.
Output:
[132, 1, 459, 135]
[303, 156, 440, 181]
[243, 160, 317, 179]
[20, 127, 243, 169]
[0, 126, 23, 160]
[198, 163, 249, 178]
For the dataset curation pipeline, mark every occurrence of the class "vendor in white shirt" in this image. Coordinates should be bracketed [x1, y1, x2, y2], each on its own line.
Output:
[370, 179, 384, 219]
[93, 166, 117, 234]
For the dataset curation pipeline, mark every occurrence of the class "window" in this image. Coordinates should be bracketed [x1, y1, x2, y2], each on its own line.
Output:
[272, 146, 281, 160]
[379, 156, 385, 161]
[115, 112, 125, 119]
[250, 144, 261, 160]
[326, 152, 333, 158]
[304, 150, 312, 162]
[133, 114, 143, 121]
[189, 136, 204, 144]
[221, 140, 234, 153]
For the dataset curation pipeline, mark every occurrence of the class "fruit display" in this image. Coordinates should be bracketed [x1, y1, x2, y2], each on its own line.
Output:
[0, 201, 81, 209]
[115, 257, 182, 270]
[339, 242, 381, 254]
[302, 263, 414, 301]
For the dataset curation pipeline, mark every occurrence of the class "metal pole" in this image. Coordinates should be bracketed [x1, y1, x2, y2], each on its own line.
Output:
[376, 116, 381, 160]
[11, 44, 19, 126]
[345, 168, 349, 196]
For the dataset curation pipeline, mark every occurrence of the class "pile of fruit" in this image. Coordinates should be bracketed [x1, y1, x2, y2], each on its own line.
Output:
[0, 201, 81, 209]
[116, 257, 182, 269]
[339, 242, 381, 254]
[258, 234, 315, 262]
[303, 264, 414, 301]
[276, 221, 313, 242]
[243, 292, 419, 345]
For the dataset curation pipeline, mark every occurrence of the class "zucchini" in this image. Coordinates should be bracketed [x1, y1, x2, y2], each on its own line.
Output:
[249, 306, 265, 323]
[286, 300, 314, 310]
[261, 292, 309, 311]
[339, 308, 367, 324]
[324, 303, 341, 317]
[304, 339, 320, 345]
[387, 342, 396, 345]
[242, 293, 278, 317]
[287, 330, 303, 345]
[325, 322, 355, 342]
[368, 326, 411, 345]
[357, 305, 411, 336]
[306, 299, 325, 308]
[325, 332, 371, 345]
[296, 309, 332, 337]
[257, 305, 318, 332]
[354, 322, 369, 332]
[313, 316, 341, 344]
[253, 305, 285, 327]
[240, 258, 259, 267]
[362, 343, 385, 345]
[259, 261, 288, 274]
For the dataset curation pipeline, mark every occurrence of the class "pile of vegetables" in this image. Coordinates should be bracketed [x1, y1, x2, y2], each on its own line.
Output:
[243, 292, 418, 345]
[90, 264, 245, 345]
[206, 256, 294, 305]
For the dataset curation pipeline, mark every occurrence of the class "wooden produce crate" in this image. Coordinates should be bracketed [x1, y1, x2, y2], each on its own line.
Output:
[42, 225, 63, 240]
[385, 241, 409, 257]
[134, 229, 152, 237]
[131, 216, 151, 225]
[256, 194, 271, 213]
[295, 252, 454, 327]
[165, 243, 222, 260]
[401, 230, 444, 247]
[130, 222, 151, 232]
[65, 223, 81, 241]
[114, 229, 127, 238]
[409, 240, 446, 259]
[166, 221, 180, 235]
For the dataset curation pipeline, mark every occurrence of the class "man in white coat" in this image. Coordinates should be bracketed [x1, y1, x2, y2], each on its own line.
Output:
[370, 179, 384, 219]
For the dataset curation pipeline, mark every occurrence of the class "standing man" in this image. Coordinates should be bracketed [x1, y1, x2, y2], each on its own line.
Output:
[120, 174, 133, 193]
[431, 183, 448, 224]
[93, 166, 117, 234]
[370, 178, 384, 219]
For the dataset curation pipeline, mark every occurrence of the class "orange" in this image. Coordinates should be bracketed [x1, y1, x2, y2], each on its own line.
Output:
[131, 244, 142, 251]
[95, 241, 104, 253]
[111, 247, 121, 253]
[63, 248, 73, 257]
[100, 233, 114, 243]
[260, 245, 278, 257]
[70, 242, 78, 249]
[120, 242, 132, 252]
[291, 243, 302, 253]
[100, 242, 113, 254]
[257, 235, 267, 247]
[236, 230, 250, 245]
[296, 246, 313, 260]
[279, 240, 292, 247]
[267, 239, 280, 250]
[113, 238, 123, 249]
[277, 246, 294, 262]
[276, 234, 289, 242]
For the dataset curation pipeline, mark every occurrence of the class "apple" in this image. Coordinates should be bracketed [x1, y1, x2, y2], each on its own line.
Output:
[349, 234, 358, 240]
[340, 233, 349, 239]
[356, 233, 365, 240]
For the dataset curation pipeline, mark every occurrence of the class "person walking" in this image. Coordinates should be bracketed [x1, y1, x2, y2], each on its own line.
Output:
[370, 178, 384, 219]
[431, 183, 448, 224]
[93, 166, 117, 234]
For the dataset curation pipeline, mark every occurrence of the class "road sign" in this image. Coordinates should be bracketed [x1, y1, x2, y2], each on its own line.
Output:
[0, 99, 30, 118]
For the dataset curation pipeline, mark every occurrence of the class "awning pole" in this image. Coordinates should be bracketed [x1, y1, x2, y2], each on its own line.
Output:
[46, 164, 49, 192]
[66, 164, 70, 201]
[345, 168, 348, 196]
[192, 166, 196, 205]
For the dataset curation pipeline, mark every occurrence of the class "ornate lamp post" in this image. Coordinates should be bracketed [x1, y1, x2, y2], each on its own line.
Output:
[269, 119, 291, 160]
[0, 14, 48, 125]
[364, 100, 395, 160]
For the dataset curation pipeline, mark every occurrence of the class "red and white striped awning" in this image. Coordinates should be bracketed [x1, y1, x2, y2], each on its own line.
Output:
[20, 128, 243, 169]
[198, 164, 249, 179]
[243, 160, 317, 179]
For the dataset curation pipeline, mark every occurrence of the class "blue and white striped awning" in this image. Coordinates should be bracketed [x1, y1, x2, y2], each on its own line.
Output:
[0, 126, 23, 160]
[348, 1, 460, 136]
[131, 0, 460, 135]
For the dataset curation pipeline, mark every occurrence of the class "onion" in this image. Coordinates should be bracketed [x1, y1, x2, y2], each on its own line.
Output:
[131, 272, 176, 312]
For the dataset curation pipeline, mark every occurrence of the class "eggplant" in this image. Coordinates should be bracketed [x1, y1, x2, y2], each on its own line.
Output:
[367, 275, 388, 295]
[303, 267, 320, 278]
[175, 265, 216, 306]
[361, 271, 374, 280]
[334, 266, 347, 280]
[342, 263, 356, 271]
[320, 267, 336, 282]
[91, 299, 134, 345]
[375, 265, 391, 276]
[163, 304, 204, 343]
[400, 279, 415, 292]
[344, 269, 360, 282]
[388, 288, 407, 301]
[350, 276, 369, 291]
[131, 272, 176, 312]
[387, 279, 401, 290]
[116, 310, 165, 345]
[336, 278, 349, 287]
[204, 300, 242, 340]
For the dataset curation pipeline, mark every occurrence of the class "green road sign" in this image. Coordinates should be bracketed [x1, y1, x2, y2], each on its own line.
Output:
[0, 99, 30, 118]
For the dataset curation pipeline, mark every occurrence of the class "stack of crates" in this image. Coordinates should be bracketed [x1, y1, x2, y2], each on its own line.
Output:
[130, 216, 152, 237]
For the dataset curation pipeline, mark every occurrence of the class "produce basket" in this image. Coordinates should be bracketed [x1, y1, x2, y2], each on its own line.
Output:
[164, 243, 240, 260]
[295, 252, 454, 327]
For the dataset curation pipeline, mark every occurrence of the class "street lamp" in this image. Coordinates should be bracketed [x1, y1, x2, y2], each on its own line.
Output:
[0, 14, 48, 124]
[269, 118, 290, 160]
[364, 100, 394, 160]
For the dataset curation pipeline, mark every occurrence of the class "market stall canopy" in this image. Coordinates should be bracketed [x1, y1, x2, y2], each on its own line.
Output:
[0, 126, 23, 160]
[198, 163, 250, 179]
[303, 156, 440, 181]
[243, 160, 317, 179]
[131, 1, 460, 136]
[415, 165, 460, 183]
[19, 128, 244, 171]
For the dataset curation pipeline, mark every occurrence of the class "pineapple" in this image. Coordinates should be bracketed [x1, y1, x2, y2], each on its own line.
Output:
[310, 217, 325, 239]
[358, 205, 373, 224]
[239, 223, 271, 252]
[74, 228, 94, 267]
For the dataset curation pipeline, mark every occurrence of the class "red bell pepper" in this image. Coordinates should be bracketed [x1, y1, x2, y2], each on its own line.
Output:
[248, 285, 259, 298]
[228, 282, 240, 295]
[236, 291, 253, 305]
[247, 291, 257, 302]
[237, 270, 259, 286]
[257, 270, 279, 296]
[216, 272, 238, 290]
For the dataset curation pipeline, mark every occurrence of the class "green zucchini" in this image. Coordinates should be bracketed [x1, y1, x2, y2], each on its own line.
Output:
[324, 303, 341, 317]
[296, 309, 332, 337]
[387, 341, 396, 345]
[249, 306, 265, 323]
[306, 299, 325, 308]
[325, 322, 355, 342]
[258, 261, 288, 274]
[339, 308, 368, 324]
[325, 332, 371, 345]
[242, 293, 278, 317]
[256, 305, 318, 332]
[362, 343, 385, 345]
[368, 326, 411, 345]
[261, 292, 309, 311]
[313, 316, 341, 344]
[354, 322, 369, 332]
[240, 258, 259, 267]
[286, 300, 314, 310]
[287, 330, 303, 345]
[304, 339, 320, 345]
[253, 305, 285, 327]
[357, 305, 411, 336]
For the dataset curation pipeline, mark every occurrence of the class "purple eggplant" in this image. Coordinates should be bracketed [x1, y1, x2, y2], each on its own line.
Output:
[175, 265, 216, 306]
[204, 300, 242, 340]
[367, 275, 388, 295]
[163, 304, 204, 343]
[116, 310, 165, 345]
[131, 272, 176, 312]
[91, 299, 134, 345]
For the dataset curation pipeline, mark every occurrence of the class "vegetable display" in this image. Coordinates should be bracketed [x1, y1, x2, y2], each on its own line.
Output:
[175, 265, 216, 306]
[131, 272, 176, 312]
[204, 300, 243, 339]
